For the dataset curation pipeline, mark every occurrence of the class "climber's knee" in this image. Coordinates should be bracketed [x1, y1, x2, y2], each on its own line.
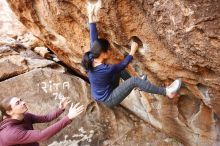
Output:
[129, 77, 139, 86]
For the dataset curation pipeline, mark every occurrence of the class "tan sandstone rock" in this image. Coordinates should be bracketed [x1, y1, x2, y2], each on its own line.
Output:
[5, 0, 220, 145]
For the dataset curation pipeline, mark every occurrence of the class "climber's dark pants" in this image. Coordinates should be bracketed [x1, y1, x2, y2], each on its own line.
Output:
[103, 70, 166, 107]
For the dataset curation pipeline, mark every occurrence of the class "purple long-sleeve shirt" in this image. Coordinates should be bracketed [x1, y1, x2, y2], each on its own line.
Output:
[0, 108, 72, 146]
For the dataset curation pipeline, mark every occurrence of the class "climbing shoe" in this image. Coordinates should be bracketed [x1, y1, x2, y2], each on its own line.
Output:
[166, 79, 182, 98]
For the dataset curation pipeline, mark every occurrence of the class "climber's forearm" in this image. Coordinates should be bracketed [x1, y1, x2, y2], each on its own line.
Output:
[89, 23, 98, 48]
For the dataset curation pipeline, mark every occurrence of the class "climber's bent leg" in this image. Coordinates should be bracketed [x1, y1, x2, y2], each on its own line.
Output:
[103, 77, 166, 107]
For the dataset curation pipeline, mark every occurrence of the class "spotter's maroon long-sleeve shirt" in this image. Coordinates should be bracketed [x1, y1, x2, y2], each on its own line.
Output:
[0, 108, 72, 146]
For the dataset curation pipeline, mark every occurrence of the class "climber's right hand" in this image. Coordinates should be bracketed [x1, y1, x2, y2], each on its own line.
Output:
[87, 4, 95, 23]
[87, 1, 101, 23]
[129, 41, 138, 56]
[67, 102, 85, 120]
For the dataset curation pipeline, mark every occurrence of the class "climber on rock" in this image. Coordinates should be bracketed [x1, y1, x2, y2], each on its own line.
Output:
[0, 96, 84, 146]
[81, 1, 182, 108]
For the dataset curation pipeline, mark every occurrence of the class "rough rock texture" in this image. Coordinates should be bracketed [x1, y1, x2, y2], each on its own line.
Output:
[0, 0, 25, 37]
[6, 0, 220, 145]
[0, 35, 63, 81]
[0, 68, 183, 146]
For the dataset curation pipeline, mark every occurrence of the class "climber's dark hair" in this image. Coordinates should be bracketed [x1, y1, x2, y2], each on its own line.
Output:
[81, 38, 110, 71]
